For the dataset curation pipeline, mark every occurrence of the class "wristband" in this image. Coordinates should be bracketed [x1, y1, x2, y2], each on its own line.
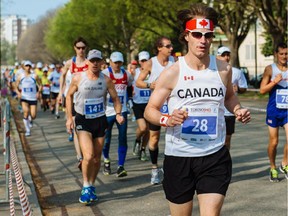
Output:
[233, 107, 242, 116]
[146, 83, 151, 88]
[159, 114, 171, 127]
[116, 113, 122, 116]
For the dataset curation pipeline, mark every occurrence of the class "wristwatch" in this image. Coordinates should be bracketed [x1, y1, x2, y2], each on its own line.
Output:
[146, 83, 150, 88]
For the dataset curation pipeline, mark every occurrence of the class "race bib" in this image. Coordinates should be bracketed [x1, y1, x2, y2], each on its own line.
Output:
[276, 89, 288, 109]
[23, 87, 33, 93]
[181, 104, 219, 143]
[139, 89, 151, 101]
[108, 94, 125, 106]
[42, 86, 50, 95]
[84, 97, 104, 119]
[160, 101, 169, 114]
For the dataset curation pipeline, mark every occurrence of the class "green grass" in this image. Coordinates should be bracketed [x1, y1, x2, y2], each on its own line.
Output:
[238, 91, 269, 100]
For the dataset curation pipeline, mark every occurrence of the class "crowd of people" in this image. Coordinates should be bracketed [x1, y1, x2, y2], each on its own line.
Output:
[1, 2, 287, 215]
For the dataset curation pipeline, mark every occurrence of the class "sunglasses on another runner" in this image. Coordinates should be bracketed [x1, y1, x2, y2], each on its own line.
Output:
[187, 31, 214, 39]
[89, 58, 102, 63]
[162, 44, 173, 49]
[75, 46, 86, 50]
[221, 52, 230, 57]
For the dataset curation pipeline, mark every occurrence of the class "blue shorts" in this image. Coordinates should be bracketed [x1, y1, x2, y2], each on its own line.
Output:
[266, 114, 288, 128]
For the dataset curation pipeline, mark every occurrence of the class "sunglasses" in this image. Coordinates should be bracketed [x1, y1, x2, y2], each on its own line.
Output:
[188, 31, 214, 39]
[221, 53, 230, 57]
[162, 44, 173, 49]
[75, 46, 86, 50]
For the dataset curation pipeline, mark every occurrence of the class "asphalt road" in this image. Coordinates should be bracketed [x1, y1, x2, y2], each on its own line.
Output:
[0, 97, 287, 216]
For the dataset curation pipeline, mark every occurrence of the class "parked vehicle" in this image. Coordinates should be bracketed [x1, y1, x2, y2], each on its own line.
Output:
[249, 73, 263, 88]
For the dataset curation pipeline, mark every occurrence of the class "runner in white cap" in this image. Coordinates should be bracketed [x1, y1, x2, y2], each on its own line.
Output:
[66, 49, 124, 205]
[13, 60, 42, 136]
[217, 46, 248, 150]
[131, 51, 151, 161]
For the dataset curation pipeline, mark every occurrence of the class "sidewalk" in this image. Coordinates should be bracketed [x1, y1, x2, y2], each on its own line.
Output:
[1, 97, 287, 216]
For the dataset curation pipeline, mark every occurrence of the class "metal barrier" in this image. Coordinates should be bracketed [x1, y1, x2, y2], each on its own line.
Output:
[0, 98, 13, 204]
[0, 98, 32, 215]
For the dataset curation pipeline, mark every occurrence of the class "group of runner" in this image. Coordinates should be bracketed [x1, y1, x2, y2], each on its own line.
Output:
[3, 2, 287, 215]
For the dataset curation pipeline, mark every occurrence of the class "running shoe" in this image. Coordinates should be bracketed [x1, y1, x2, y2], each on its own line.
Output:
[103, 159, 111, 175]
[25, 131, 31, 137]
[79, 187, 91, 205]
[116, 166, 127, 177]
[68, 133, 74, 142]
[55, 114, 60, 119]
[29, 120, 33, 128]
[269, 168, 279, 182]
[151, 168, 161, 185]
[88, 186, 98, 202]
[133, 140, 140, 156]
[279, 164, 288, 179]
[139, 150, 149, 161]
[77, 158, 83, 172]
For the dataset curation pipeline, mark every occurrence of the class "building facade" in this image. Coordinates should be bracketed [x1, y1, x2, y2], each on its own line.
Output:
[1, 15, 29, 45]
[211, 19, 274, 80]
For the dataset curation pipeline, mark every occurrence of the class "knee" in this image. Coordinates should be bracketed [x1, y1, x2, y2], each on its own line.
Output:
[83, 153, 95, 162]
[269, 138, 278, 148]
[149, 135, 159, 145]
[139, 126, 148, 134]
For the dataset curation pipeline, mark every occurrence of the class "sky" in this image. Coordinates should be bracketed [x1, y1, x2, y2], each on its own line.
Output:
[1, 0, 70, 22]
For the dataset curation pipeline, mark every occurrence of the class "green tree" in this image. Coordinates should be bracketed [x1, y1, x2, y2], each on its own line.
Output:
[252, 0, 287, 56]
[45, 0, 138, 62]
[1, 39, 16, 65]
[212, 0, 257, 68]
[16, 10, 58, 64]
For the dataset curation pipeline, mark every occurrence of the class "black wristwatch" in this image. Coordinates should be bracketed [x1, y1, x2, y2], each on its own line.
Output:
[146, 83, 150, 88]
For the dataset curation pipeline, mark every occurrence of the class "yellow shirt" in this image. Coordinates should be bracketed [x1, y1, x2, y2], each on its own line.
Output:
[35, 68, 43, 79]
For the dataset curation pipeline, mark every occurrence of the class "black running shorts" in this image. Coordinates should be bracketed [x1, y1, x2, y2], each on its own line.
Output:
[162, 146, 232, 204]
[225, 116, 236, 135]
[75, 113, 108, 139]
[21, 99, 37, 105]
[132, 102, 147, 120]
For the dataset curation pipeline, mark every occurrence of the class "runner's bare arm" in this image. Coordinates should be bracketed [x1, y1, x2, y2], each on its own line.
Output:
[136, 60, 152, 89]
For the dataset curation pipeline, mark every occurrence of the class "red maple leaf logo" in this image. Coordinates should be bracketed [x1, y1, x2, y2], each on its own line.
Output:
[160, 117, 165, 123]
[199, 19, 208, 28]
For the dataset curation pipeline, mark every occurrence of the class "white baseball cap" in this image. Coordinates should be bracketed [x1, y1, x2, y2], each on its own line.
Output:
[87, 49, 102, 60]
[36, 62, 43, 68]
[138, 51, 150, 61]
[24, 60, 32, 66]
[49, 64, 55, 69]
[110, 51, 124, 62]
[217, 46, 231, 55]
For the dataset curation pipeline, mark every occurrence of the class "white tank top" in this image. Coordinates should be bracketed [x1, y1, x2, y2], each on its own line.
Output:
[64, 69, 72, 97]
[132, 68, 151, 104]
[148, 56, 174, 83]
[271, 63, 288, 88]
[20, 73, 37, 101]
[74, 72, 107, 118]
[165, 56, 226, 157]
